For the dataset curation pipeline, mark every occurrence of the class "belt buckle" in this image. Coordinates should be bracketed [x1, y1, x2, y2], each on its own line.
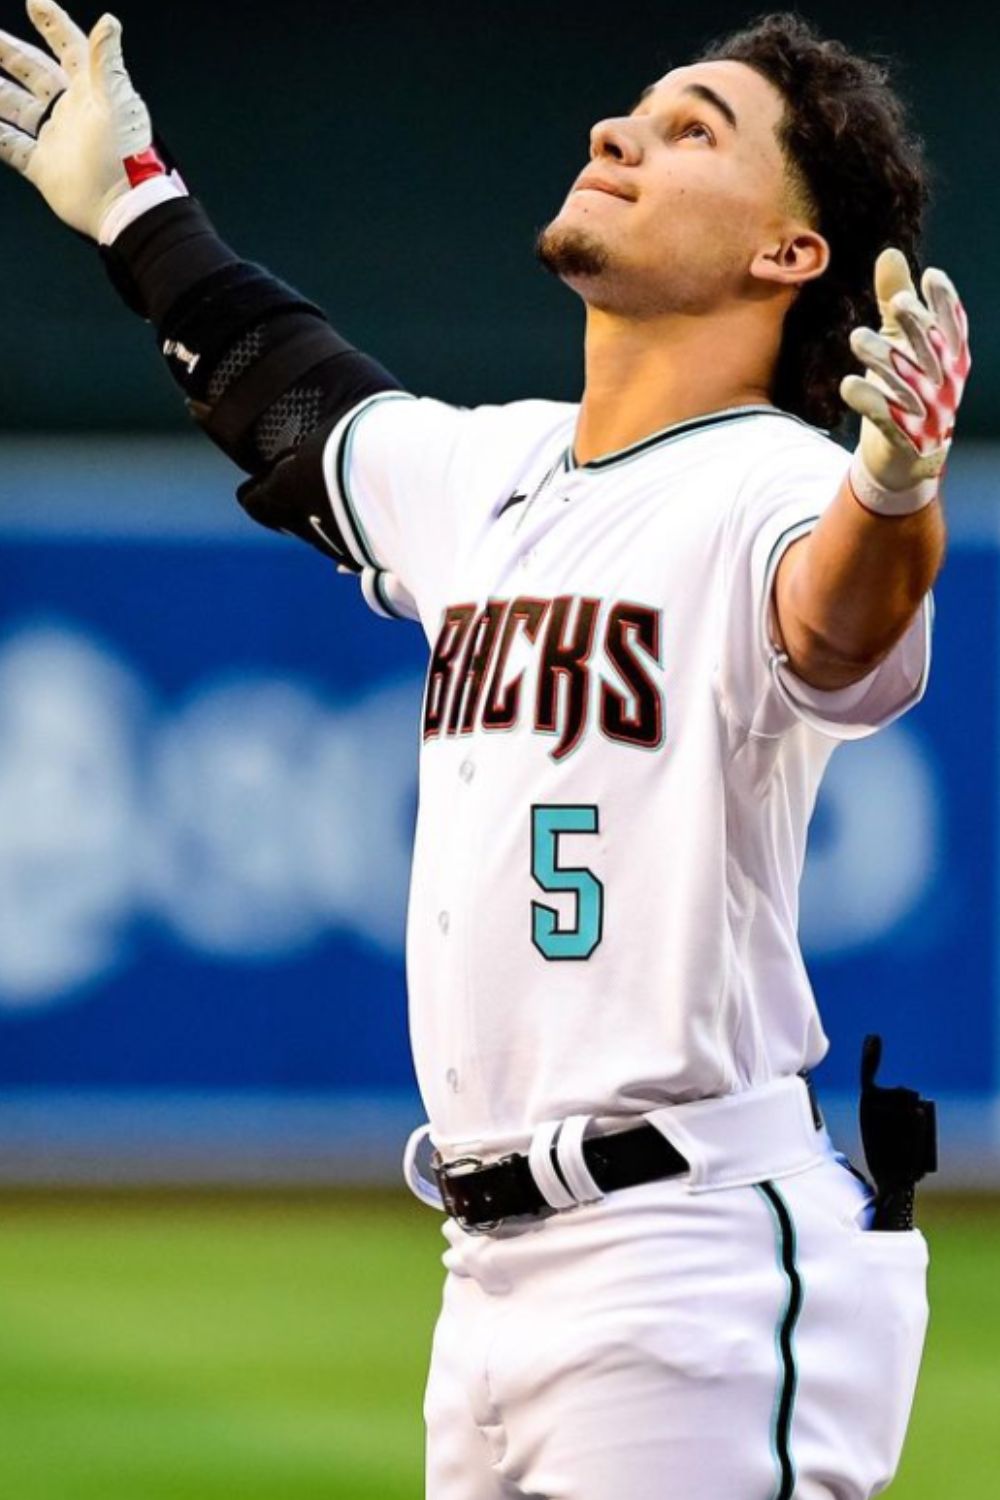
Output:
[432, 1153, 503, 1235]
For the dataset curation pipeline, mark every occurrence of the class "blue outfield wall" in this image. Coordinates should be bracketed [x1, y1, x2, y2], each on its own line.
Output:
[0, 437, 997, 1186]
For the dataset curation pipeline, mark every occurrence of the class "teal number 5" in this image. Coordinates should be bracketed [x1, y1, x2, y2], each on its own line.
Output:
[531, 804, 604, 960]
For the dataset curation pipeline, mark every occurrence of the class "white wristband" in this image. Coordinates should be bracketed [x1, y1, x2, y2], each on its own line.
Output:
[848, 451, 939, 517]
[98, 172, 189, 247]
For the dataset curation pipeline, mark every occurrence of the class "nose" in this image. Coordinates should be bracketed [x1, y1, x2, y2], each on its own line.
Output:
[589, 116, 644, 166]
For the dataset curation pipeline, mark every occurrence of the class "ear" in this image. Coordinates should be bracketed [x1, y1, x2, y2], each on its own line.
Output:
[751, 228, 829, 289]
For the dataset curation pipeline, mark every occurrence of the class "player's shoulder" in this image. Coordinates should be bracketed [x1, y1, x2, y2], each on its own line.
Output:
[728, 408, 849, 474]
[448, 395, 578, 452]
[692, 408, 851, 521]
[592, 405, 847, 488]
[369, 391, 575, 433]
[689, 406, 843, 462]
[720, 410, 851, 537]
[348, 392, 577, 471]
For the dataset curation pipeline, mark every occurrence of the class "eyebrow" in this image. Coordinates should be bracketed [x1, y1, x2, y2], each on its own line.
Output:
[634, 81, 739, 132]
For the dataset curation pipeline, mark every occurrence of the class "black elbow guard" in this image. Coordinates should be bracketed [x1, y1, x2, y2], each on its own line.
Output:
[101, 197, 400, 473]
[184, 305, 357, 470]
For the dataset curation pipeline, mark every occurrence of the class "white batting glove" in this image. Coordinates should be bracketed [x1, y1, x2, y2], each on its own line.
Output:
[841, 247, 971, 516]
[0, 1, 184, 242]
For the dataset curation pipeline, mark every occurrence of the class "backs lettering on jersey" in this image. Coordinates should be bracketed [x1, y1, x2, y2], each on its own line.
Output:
[423, 595, 665, 760]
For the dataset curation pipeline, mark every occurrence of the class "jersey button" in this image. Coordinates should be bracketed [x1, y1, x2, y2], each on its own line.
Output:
[438, 910, 450, 934]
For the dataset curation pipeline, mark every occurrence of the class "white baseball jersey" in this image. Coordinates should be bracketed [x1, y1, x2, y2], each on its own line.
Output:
[322, 397, 931, 1152]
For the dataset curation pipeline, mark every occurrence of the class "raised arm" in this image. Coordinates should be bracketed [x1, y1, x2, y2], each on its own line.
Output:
[773, 248, 971, 690]
[0, 1, 400, 569]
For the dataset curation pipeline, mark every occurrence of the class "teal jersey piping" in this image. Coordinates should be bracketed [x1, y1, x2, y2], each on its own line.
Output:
[371, 568, 405, 620]
[755, 1180, 803, 1500]
[763, 515, 822, 597]
[332, 391, 415, 568]
[566, 406, 819, 473]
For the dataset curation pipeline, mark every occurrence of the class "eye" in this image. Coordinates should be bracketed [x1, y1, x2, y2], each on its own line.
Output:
[677, 121, 715, 145]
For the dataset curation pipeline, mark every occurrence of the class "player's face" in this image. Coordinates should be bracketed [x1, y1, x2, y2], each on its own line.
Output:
[538, 60, 816, 315]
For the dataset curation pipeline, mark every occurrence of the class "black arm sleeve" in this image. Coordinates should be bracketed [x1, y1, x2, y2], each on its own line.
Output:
[100, 197, 403, 567]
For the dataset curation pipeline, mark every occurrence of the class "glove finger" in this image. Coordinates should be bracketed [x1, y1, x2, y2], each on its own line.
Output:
[840, 374, 921, 454]
[867, 366, 926, 416]
[0, 117, 36, 174]
[26, 0, 87, 78]
[0, 75, 48, 134]
[849, 328, 925, 415]
[891, 291, 943, 386]
[0, 28, 69, 100]
[88, 13, 129, 103]
[840, 373, 890, 425]
[922, 268, 969, 365]
[874, 247, 917, 338]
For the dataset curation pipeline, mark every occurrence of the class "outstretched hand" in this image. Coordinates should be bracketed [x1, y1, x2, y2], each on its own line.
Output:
[0, 0, 166, 239]
[841, 247, 971, 504]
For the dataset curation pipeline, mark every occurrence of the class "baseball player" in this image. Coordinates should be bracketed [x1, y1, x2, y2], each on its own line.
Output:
[0, 4, 970, 1496]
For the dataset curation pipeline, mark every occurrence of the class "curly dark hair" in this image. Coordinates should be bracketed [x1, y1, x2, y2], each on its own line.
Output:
[699, 12, 929, 430]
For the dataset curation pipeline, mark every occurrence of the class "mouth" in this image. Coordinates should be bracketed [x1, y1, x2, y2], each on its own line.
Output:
[571, 172, 635, 203]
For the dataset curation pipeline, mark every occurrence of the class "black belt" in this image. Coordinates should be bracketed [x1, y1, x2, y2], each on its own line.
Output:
[433, 1122, 689, 1232]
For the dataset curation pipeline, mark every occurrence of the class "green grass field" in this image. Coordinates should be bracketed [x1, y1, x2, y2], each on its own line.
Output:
[0, 1192, 995, 1497]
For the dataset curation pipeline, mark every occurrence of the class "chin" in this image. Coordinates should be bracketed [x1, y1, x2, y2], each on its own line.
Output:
[535, 219, 611, 281]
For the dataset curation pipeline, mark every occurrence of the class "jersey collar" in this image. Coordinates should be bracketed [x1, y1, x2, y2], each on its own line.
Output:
[566, 404, 808, 473]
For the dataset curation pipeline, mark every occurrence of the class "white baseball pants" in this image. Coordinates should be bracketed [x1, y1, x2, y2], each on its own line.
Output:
[423, 1146, 928, 1499]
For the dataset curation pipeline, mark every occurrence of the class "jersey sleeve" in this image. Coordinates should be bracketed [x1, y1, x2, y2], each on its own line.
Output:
[320, 391, 574, 630]
[718, 431, 932, 741]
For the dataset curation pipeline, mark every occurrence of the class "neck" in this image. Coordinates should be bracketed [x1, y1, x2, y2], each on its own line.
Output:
[574, 298, 783, 465]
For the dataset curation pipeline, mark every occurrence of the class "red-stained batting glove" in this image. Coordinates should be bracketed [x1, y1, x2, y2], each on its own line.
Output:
[841, 247, 971, 516]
